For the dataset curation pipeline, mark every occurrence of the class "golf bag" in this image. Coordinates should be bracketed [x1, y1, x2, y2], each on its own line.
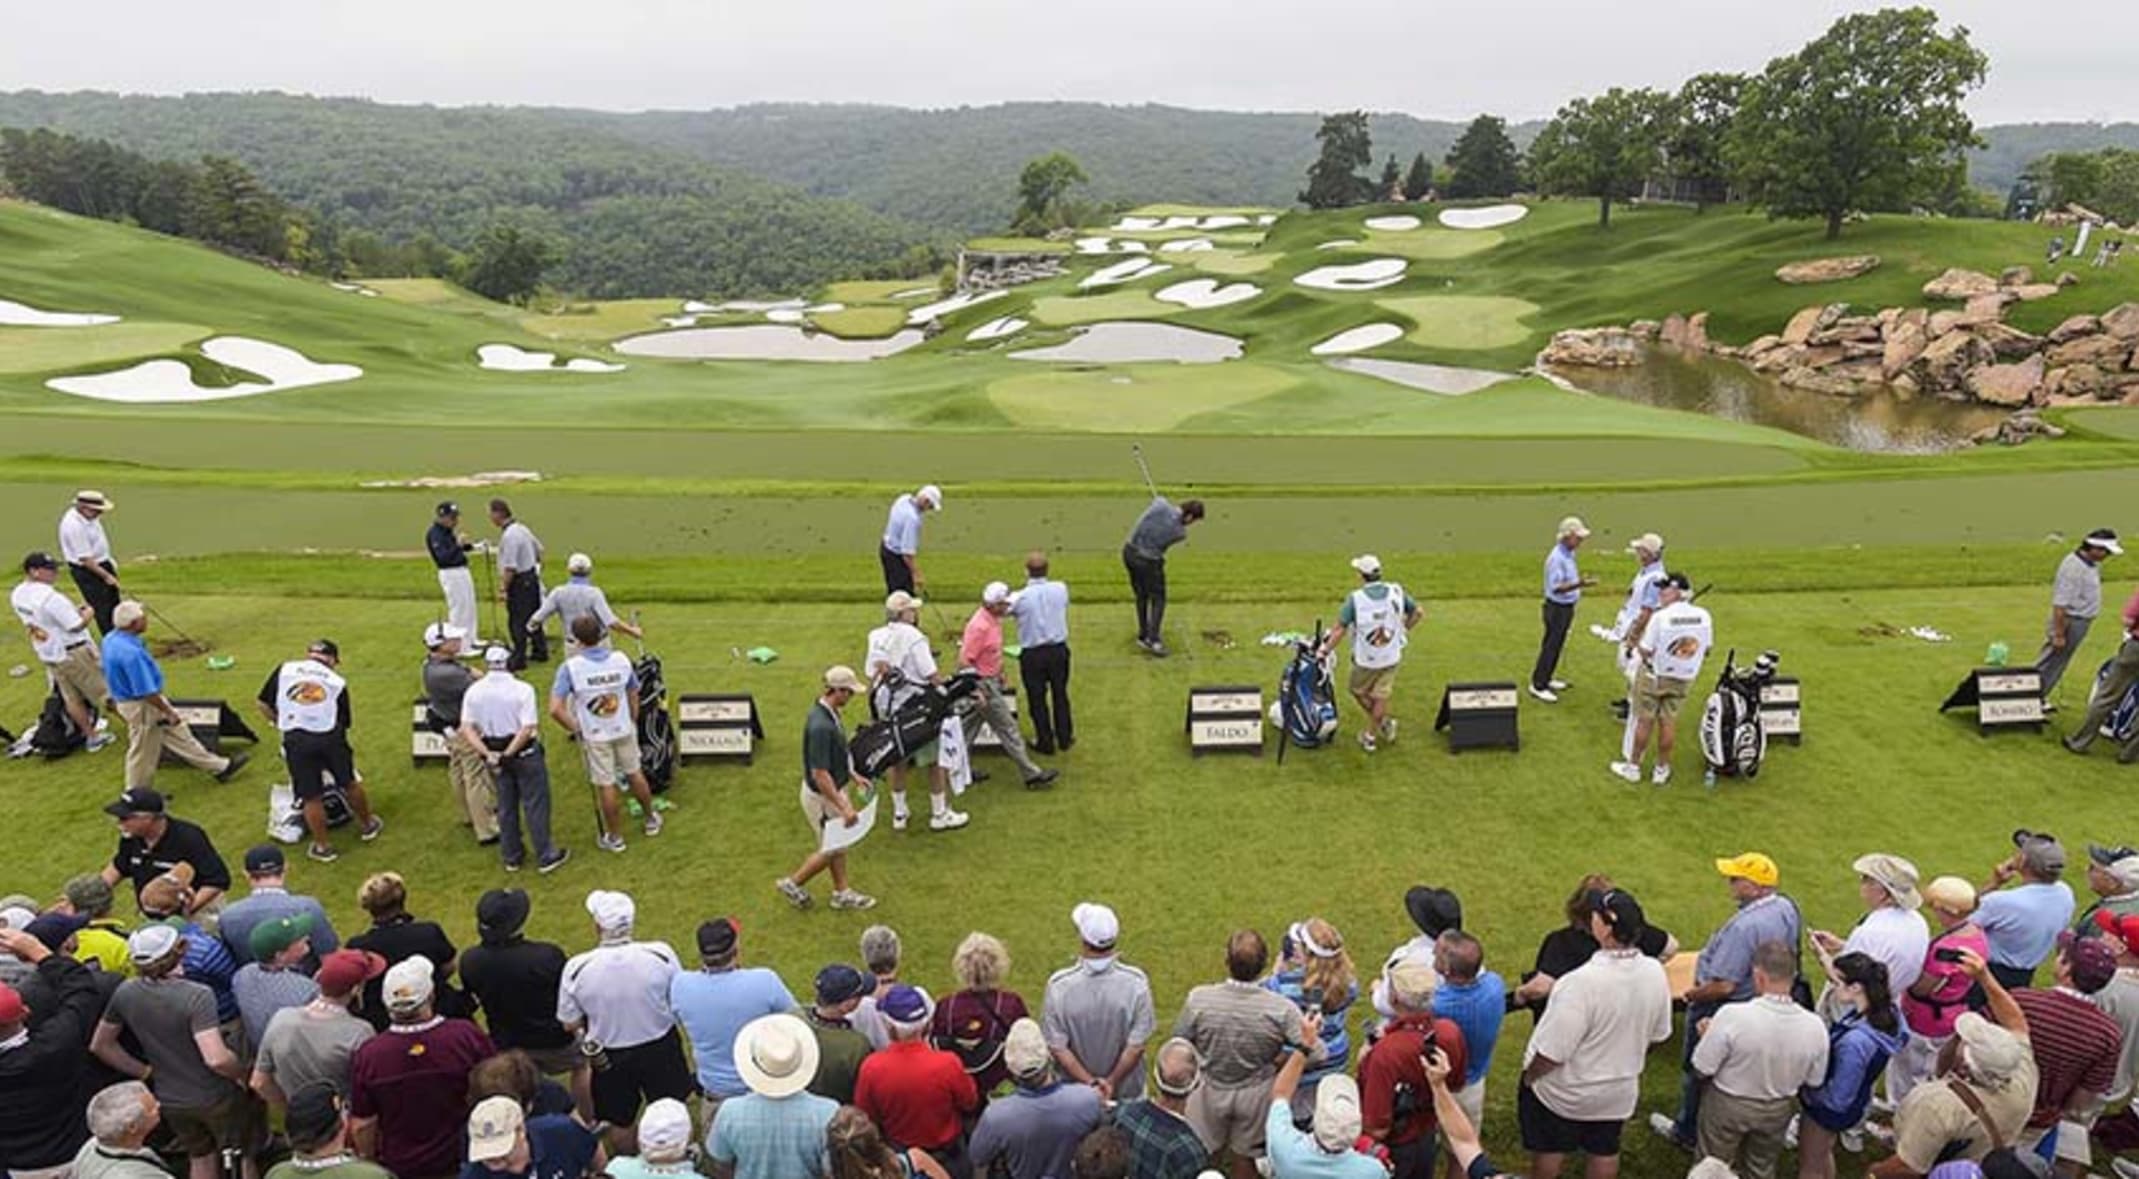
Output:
[2089, 658, 2139, 743]
[28, 691, 86, 759]
[850, 670, 981, 780]
[1271, 626, 1339, 759]
[1699, 649, 1780, 778]
[634, 652, 676, 793]
[266, 779, 355, 843]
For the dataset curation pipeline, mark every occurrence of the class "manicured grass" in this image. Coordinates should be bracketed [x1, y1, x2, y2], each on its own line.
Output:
[1028, 289, 1173, 326]
[820, 279, 936, 303]
[519, 299, 683, 342]
[965, 237, 1072, 255]
[1378, 295, 1542, 351]
[1358, 227, 1504, 260]
[810, 306, 909, 339]
[0, 321, 208, 374]
[985, 364, 1298, 432]
[1185, 250, 1284, 276]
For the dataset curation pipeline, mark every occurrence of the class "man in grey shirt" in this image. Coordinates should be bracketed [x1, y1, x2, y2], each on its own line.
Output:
[529, 552, 642, 653]
[490, 499, 548, 670]
[218, 844, 338, 968]
[91, 926, 258, 1172]
[251, 949, 381, 1109]
[2038, 527, 2120, 704]
[1043, 902, 1157, 1101]
[1121, 496, 1204, 657]
[1172, 930, 1311, 1167]
[423, 622, 498, 844]
[970, 1019, 1105, 1179]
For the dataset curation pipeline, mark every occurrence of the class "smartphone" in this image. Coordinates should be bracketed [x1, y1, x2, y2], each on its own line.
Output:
[1933, 947, 1965, 964]
[1304, 986, 1326, 1011]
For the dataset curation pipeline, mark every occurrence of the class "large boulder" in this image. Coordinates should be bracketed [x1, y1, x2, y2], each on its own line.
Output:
[1966, 354, 2045, 406]
[2048, 334, 2132, 369]
[1781, 306, 1825, 346]
[1929, 310, 1967, 338]
[1542, 327, 1642, 367]
[1749, 344, 1803, 374]
[2044, 364, 2111, 401]
[2048, 314, 2102, 344]
[1917, 330, 1990, 392]
[1999, 265, 2034, 286]
[1685, 312, 1712, 353]
[1777, 255, 1882, 284]
[1659, 313, 1689, 348]
[1923, 268, 2000, 300]
[1960, 292, 2015, 325]
[2102, 303, 2139, 341]
[1882, 318, 1929, 378]
[1976, 322, 2044, 361]
[1816, 303, 1849, 332]
[2011, 283, 2062, 302]
[1781, 366, 1861, 397]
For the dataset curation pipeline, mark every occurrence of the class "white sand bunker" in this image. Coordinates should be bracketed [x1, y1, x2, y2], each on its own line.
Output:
[1079, 259, 1174, 290]
[47, 337, 361, 403]
[1074, 237, 1115, 255]
[330, 282, 380, 298]
[1316, 239, 1360, 251]
[476, 344, 625, 374]
[767, 303, 844, 324]
[361, 471, 543, 489]
[1295, 258, 1407, 292]
[1310, 324, 1405, 356]
[0, 297, 120, 327]
[1010, 322, 1242, 365]
[1115, 216, 1163, 231]
[1329, 358, 1515, 395]
[907, 290, 1007, 325]
[1199, 215, 1251, 230]
[1364, 215, 1422, 232]
[1438, 204, 1529, 230]
[967, 316, 1029, 342]
[1158, 215, 1202, 230]
[1157, 238, 1214, 254]
[892, 288, 937, 301]
[717, 298, 806, 313]
[615, 325, 924, 362]
[1155, 279, 1260, 310]
[681, 299, 716, 313]
[1257, 214, 1278, 225]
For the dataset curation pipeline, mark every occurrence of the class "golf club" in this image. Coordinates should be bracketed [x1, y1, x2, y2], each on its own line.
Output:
[477, 541, 501, 646]
[139, 599, 211, 657]
[1131, 442, 1160, 498]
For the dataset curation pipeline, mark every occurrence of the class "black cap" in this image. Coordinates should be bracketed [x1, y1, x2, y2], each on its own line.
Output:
[309, 638, 340, 660]
[436, 501, 459, 518]
[2090, 842, 2139, 867]
[24, 911, 89, 953]
[1664, 572, 1692, 592]
[21, 551, 58, 573]
[476, 888, 531, 940]
[1404, 886, 1463, 938]
[102, 787, 166, 818]
[284, 1084, 345, 1152]
[697, 917, 739, 960]
[244, 845, 286, 875]
[2014, 828, 2055, 848]
[815, 963, 868, 1006]
[1587, 888, 1648, 943]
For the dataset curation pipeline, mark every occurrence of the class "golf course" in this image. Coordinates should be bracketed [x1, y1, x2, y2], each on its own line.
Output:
[6, 186, 2139, 1175]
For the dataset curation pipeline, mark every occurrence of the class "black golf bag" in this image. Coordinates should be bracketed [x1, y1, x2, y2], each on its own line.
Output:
[2089, 658, 2139, 743]
[1272, 626, 1339, 760]
[1699, 649, 1780, 778]
[30, 690, 86, 759]
[851, 670, 980, 780]
[635, 652, 676, 793]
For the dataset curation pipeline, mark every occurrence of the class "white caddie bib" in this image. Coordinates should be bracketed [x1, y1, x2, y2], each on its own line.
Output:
[566, 650, 636, 742]
[1643, 603, 1714, 682]
[1350, 583, 1408, 670]
[276, 658, 346, 733]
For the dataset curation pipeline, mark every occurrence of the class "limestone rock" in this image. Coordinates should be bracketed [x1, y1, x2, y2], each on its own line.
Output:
[1685, 312, 1712, 353]
[1928, 310, 1966, 338]
[1976, 322, 2043, 361]
[1749, 344, 1802, 374]
[1966, 354, 2045, 406]
[2057, 271, 2081, 288]
[2102, 303, 2139, 341]
[1923, 268, 1999, 300]
[2048, 314, 2102, 344]
[1781, 366, 1860, 396]
[1742, 334, 1783, 357]
[1882, 319, 1929, 379]
[2048, 334, 2131, 369]
[1542, 327, 1642, 368]
[2044, 364, 2109, 400]
[2011, 283, 2061, 302]
[1960, 292, 2015, 325]
[1660, 314, 1689, 348]
[1782, 306, 1825, 346]
[1799, 344, 1847, 370]
[1999, 265, 2034, 286]
[1917, 330, 1988, 392]
[1629, 319, 1662, 340]
[1890, 374, 1921, 398]
[1777, 255, 1882, 284]
[1815, 303, 1849, 331]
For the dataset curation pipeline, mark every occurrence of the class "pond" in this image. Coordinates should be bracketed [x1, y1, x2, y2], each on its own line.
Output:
[613, 325, 924, 362]
[1553, 349, 2010, 453]
[1009, 322, 1243, 365]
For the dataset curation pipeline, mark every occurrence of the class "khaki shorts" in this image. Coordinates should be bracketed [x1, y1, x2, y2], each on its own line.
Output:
[800, 779, 834, 829]
[162, 1093, 264, 1158]
[1633, 671, 1691, 719]
[582, 733, 641, 785]
[1349, 662, 1399, 700]
[49, 644, 108, 712]
[1187, 1079, 1273, 1156]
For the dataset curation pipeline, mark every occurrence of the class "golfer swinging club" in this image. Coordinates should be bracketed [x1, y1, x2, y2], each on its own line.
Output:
[1121, 448, 1204, 658]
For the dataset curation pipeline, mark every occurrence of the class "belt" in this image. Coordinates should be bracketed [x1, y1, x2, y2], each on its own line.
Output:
[483, 736, 541, 757]
[63, 640, 89, 651]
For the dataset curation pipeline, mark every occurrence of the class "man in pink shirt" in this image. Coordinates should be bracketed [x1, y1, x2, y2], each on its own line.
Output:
[960, 582, 1060, 789]
[2065, 584, 2139, 762]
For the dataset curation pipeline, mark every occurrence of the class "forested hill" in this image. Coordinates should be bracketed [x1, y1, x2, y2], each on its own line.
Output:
[1973, 123, 2139, 195]
[547, 103, 1538, 235]
[0, 90, 936, 298]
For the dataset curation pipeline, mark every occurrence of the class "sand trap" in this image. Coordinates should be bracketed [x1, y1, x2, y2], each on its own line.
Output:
[1310, 324, 1405, 356]
[476, 344, 625, 373]
[717, 298, 806, 312]
[1010, 322, 1242, 365]
[1158, 215, 1201, 230]
[614, 325, 924, 362]
[1295, 258, 1407, 292]
[47, 337, 360, 403]
[1115, 216, 1162, 231]
[1119, 240, 1150, 254]
[1155, 279, 1260, 310]
[1328, 358, 1515, 395]
[1079, 259, 1173, 290]
[1364, 215, 1422, 232]
[1438, 204, 1529, 230]
[361, 471, 544, 489]
[329, 282, 380, 298]
[1199, 215, 1251, 230]
[766, 303, 842, 324]
[1316, 240, 1360, 251]
[681, 299, 715, 313]
[0, 297, 120, 327]
[1257, 214, 1278, 225]
[967, 316, 1029, 342]
[1075, 237, 1114, 254]
[906, 290, 1007, 325]
[1158, 238, 1214, 253]
[892, 288, 937, 301]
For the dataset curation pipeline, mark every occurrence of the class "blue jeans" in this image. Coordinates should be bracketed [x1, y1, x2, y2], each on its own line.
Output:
[1673, 1006, 1711, 1142]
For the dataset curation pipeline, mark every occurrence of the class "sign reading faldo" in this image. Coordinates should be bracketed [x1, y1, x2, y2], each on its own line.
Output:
[1185, 685, 1264, 755]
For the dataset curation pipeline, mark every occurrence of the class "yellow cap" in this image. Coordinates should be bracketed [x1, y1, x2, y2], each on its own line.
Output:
[1714, 852, 1779, 887]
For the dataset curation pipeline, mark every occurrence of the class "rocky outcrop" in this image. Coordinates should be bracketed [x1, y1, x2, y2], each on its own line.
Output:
[2049, 315, 2102, 343]
[2103, 303, 2139, 340]
[1777, 255, 1882, 284]
[1967, 355, 2044, 406]
[1968, 411, 2066, 447]
[1923, 268, 2000, 300]
[1999, 265, 2034, 286]
[1541, 327, 1642, 368]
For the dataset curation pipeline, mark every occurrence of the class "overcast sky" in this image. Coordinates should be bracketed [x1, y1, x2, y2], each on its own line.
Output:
[6, 0, 2133, 125]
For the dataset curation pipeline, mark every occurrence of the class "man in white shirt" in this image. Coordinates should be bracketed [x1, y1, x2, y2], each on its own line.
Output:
[1689, 941, 1830, 1179]
[1812, 854, 1929, 1005]
[550, 616, 662, 854]
[1519, 888, 1673, 1179]
[878, 484, 940, 596]
[1612, 573, 1712, 787]
[462, 646, 568, 874]
[865, 590, 955, 832]
[1320, 555, 1422, 753]
[254, 639, 383, 863]
[1609, 533, 1668, 733]
[59, 490, 121, 635]
[558, 890, 692, 1151]
[12, 550, 114, 751]
[488, 499, 549, 670]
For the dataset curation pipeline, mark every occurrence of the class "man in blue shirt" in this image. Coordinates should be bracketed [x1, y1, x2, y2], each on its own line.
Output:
[1530, 517, 1596, 704]
[970, 1019, 1104, 1179]
[670, 917, 800, 1102]
[429, 501, 481, 643]
[1011, 551, 1075, 754]
[879, 485, 940, 596]
[1431, 931, 1506, 1137]
[102, 600, 247, 790]
[219, 844, 339, 968]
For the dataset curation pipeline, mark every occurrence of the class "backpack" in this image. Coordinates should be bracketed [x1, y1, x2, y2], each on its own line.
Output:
[931, 990, 1015, 1078]
[30, 690, 85, 758]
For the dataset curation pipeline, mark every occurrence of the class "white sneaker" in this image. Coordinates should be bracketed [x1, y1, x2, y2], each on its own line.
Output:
[1548, 679, 1571, 691]
[830, 890, 878, 910]
[1380, 717, 1397, 742]
[1358, 730, 1378, 753]
[85, 732, 115, 753]
[1610, 760, 1642, 783]
[643, 811, 664, 837]
[1652, 766, 1672, 787]
[1839, 1127, 1864, 1154]
[929, 810, 970, 831]
[2111, 1158, 2139, 1179]
[597, 833, 627, 853]
[1527, 684, 1559, 704]
[776, 877, 812, 909]
[892, 808, 911, 832]
[1648, 1113, 1690, 1148]
[1784, 1114, 1800, 1151]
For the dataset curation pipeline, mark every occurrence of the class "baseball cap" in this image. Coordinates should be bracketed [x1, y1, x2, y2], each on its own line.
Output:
[1588, 888, 1648, 942]
[1924, 875, 1979, 914]
[2059, 930, 2118, 994]
[697, 917, 740, 961]
[1349, 554, 1382, 576]
[1557, 516, 1591, 538]
[1312, 1074, 1365, 1153]
[636, 1100, 692, 1155]
[483, 645, 512, 668]
[567, 552, 593, 575]
[383, 955, 436, 1013]
[63, 874, 113, 916]
[249, 913, 313, 962]
[284, 1085, 345, 1152]
[1385, 961, 1438, 1008]
[2095, 910, 2139, 957]
[884, 590, 923, 612]
[1627, 532, 1665, 555]
[2015, 831, 2067, 875]
[466, 1095, 525, 1162]
[1072, 902, 1120, 950]
[1663, 572, 1693, 593]
[308, 638, 340, 661]
[586, 890, 635, 933]
[1003, 1017, 1050, 1079]
[436, 501, 459, 518]
[814, 963, 869, 1006]
[879, 984, 933, 1027]
[244, 844, 287, 875]
[982, 581, 1012, 606]
[2091, 843, 2139, 890]
[0, 906, 32, 932]
[126, 923, 181, 966]
[112, 601, 144, 629]
[423, 622, 466, 650]
[916, 485, 943, 507]
[20, 551, 58, 573]
[0, 983, 23, 1025]
[25, 911, 89, 953]
[1853, 853, 1923, 910]
[2084, 528, 2124, 556]
[1716, 852, 1780, 888]
[823, 665, 864, 693]
[73, 490, 114, 511]
[1955, 1012, 2028, 1084]
[1404, 886, 1463, 938]
[476, 889, 531, 940]
[103, 787, 167, 818]
[315, 949, 389, 998]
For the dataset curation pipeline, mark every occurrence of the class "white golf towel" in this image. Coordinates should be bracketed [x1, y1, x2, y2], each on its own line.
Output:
[938, 716, 972, 794]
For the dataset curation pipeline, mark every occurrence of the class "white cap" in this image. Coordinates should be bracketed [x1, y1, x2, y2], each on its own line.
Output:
[567, 552, 593, 575]
[1627, 532, 1665, 556]
[423, 622, 467, 650]
[636, 1100, 692, 1154]
[885, 590, 924, 613]
[1955, 1012, 2027, 1085]
[383, 955, 435, 1012]
[1349, 555, 1381, 576]
[1004, 1018, 1051, 1079]
[1312, 1074, 1364, 1152]
[1072, 902, 1120, 950]
[466, 1095, 524, 1162]
[483, 645, 512, 668]
[982, 581, 1012, 606]
[917, 485, 943, 508]
[1558, 516, 1591, 539]
[125, 923, 180, 966]
[586, 889, 635, 933]
[0, 906, 34, 932]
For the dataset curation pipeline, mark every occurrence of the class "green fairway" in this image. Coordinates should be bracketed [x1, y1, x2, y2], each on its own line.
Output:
[986, 364, 1299, 432]
[1379, 294, 1542, 350]
[1028, 289, 1173, 326]
[0, 320, 208, 374]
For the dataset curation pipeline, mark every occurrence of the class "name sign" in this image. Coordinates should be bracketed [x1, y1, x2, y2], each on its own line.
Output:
[1434, 681, 1520, 752]
[678, 692, 765, 763]
[1938, 667, 2045, 734]
[1185, 685, 1265, 756]
[1758, 677, 1803, 742]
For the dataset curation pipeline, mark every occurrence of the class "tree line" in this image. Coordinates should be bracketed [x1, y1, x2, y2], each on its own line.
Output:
[2022, 148, 2139, 225]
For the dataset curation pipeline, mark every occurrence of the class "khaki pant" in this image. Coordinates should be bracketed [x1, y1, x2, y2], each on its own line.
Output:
[1696, 1088, 1794, 1179]
[49, 644, 109, 714]
[118, 698, 229, 788]
[449, 736, 500, 841]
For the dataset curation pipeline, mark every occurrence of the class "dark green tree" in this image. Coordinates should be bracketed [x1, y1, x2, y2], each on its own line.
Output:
[1729, 7, 1987, 239]
[1013, 151, 1088, 234]
[1668, 73, 1744, 211]
[1526, 88, 1675, 227]
[1299, 111, 1375, 209]
[1401, 152, 1433, 201]
[1443, 115, 1522, 199]
[458, 222, 558, 305]
[1378, 154, 1402, 199]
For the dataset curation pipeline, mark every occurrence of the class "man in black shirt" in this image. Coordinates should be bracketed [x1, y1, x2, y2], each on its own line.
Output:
[257, 639, 383, 863]
[98, 787, 231, 915]
[428, 501, 481, 644]
[461, 888, 588, 1114]
[0, 926, 105, 1175]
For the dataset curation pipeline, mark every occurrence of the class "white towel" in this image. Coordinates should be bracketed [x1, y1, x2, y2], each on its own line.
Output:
[937, 717, 972, 794]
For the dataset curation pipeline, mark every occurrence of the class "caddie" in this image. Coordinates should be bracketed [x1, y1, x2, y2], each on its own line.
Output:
[1320, 555, 1421, 754]
[12, 550, 114, 751]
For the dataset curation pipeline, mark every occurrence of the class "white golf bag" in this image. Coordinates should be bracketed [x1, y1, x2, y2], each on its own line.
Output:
[1699, 649, 1780, 779]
